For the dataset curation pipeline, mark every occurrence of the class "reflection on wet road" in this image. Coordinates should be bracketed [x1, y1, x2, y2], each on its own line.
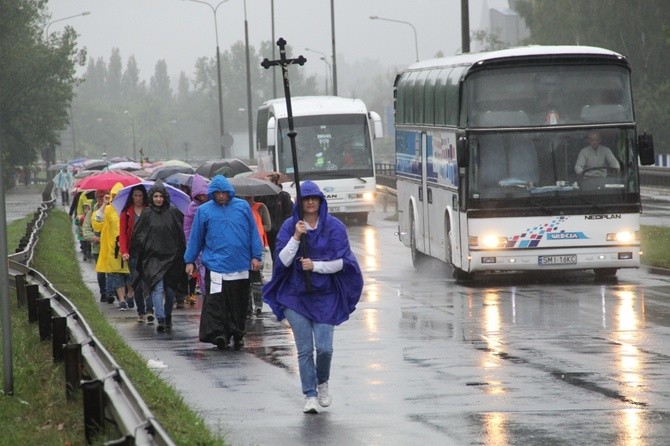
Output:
[81, 202, 670, 445]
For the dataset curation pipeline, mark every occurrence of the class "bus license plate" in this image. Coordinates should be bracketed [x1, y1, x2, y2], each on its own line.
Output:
[538, 255, 577, 265]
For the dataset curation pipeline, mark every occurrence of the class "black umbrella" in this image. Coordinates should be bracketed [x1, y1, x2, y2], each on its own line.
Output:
[147, 165, 195, 181]
[195, 158, 252, 178]
[228, 177, 281, 197]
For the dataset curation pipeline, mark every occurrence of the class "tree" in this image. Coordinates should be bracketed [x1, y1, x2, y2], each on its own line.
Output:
[0, 0, 84, 187]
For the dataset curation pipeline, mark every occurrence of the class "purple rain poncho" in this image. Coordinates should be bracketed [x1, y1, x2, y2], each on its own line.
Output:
[262, 181, 363, 325]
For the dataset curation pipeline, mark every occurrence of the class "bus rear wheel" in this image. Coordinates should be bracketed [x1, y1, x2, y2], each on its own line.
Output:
[410, 211, 425, 268]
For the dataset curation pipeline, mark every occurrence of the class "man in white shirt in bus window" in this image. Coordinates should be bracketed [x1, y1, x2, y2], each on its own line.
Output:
[574, 131, 620, 178]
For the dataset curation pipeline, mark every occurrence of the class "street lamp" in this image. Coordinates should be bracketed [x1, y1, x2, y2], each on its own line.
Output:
[305, 48, 332, 95]
[369, 15, 419, 62]
[185, 0, 232, 158]
[44, 11, 91, 42]
[123, 110, 137, 162]
[243, 0, 254, 160]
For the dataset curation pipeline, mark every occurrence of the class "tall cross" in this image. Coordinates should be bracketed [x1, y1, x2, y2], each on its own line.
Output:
[261, 38, 312, 291]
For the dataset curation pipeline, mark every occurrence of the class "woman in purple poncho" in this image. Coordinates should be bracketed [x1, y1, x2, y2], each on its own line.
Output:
[263, 180, 363, 414]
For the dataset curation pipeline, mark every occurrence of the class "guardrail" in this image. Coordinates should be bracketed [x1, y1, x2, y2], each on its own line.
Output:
[6, 184, 174, 445]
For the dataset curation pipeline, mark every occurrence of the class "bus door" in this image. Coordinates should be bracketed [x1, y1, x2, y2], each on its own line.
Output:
[419, 132, 431, 256]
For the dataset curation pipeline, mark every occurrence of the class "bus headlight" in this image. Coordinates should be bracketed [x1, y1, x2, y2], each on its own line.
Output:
[362, 192, 375, 201]
[471, 235, 508, 249]
[606, 231, 636, 243]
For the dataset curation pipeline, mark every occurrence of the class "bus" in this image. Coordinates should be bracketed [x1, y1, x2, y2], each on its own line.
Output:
[256, 96, 383, 224]
[393, 46, 655, 280]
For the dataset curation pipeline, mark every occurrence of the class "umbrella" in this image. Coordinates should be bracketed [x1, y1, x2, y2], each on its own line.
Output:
[47, 163, 68, 172]
[147, 165, 195, 181]
[82, 159, 109, 170]
[73, 169, 100, 179]
[164, 172, 197, 188]
[107, 161, 143, 171]
[228, 177, 281, 197]
[195, 158, 252, 178]
[109, 156, 133, 163]
[247, 170, 291, 184]
[74, 170, 142, 190]
[161, 159, 193, 168]
[111, 181, 191, 215]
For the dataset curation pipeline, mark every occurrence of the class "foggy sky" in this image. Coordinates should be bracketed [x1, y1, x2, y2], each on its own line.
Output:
[47, 0, 498, 84]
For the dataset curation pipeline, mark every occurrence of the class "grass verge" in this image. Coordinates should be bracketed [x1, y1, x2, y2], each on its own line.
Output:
[641, 225, 670, 269]
[1, 209, 224, 445]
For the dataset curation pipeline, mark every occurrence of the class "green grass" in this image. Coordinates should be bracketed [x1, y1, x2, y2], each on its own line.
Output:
[641, 225, 670, 269]
[1, 209, 224, 445]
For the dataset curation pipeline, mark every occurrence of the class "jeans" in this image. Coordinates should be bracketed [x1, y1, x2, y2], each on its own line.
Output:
[128, 257, 151, 315]
[284, 308, 334, 398]
[150, 279, 175, 320]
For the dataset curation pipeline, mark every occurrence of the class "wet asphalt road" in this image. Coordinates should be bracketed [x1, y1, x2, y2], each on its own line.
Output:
[6, 187, 670, 445]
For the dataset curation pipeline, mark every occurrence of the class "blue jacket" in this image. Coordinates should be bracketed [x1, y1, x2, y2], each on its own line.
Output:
[262, 181, 363, 325]
[184, 175, 263, 274]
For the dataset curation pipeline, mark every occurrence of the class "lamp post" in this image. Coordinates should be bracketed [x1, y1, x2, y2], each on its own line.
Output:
[44, 11, 91, 42]
[185, 0, 231, 158]
[305, 48, 332, 95]
[243, 0, 254, 160]
[330, 0, 338, 95]
[369, 15, 419, 62]
[123, 110, 137, 161]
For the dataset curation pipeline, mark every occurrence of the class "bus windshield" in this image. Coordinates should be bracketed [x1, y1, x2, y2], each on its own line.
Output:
[276, 114, 374, 179]
[467, 65, 633, 127]
[470, 128, 639, 203]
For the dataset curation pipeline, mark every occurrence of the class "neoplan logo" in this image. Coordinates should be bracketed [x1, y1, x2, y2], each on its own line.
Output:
[584, 214, 622, 220]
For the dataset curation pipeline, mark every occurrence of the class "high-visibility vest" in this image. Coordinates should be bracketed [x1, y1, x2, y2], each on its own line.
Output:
[251, 202, 269, 247]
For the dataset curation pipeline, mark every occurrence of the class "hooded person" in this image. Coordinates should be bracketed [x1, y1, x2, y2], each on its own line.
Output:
[131, 179, 188, 331]
[92, 182, 131, 310]
[262, 180, 363, 414]
[184, 174, 263, 350]
[183, 174, 210, 304]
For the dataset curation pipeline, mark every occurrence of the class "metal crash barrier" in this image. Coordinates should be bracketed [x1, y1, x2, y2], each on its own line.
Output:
[6, 183, 174, 445]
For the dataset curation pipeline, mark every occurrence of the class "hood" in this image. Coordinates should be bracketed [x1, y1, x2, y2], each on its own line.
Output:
[207, 175, 235, 201]
[190, 174, 209, 199]
[148, 179, 171, 210]
[110, 182, 124, 200]
[293, 180, 328, 220]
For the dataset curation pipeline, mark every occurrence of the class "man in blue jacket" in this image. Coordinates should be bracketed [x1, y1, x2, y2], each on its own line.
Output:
[184, 175, 263, 350]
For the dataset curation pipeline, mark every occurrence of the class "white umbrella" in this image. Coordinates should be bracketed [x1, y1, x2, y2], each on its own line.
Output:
[107, 161, 143, 171]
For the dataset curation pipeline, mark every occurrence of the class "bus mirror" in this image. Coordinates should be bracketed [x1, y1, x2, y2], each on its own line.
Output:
[638, 132, 655, 166]
[457, 137, 469, 166]
[369, 111, 383, 139]
[267, 117, 276, 147]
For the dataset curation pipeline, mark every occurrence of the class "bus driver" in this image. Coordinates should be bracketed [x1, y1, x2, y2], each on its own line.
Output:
[574, 131, 620, 178]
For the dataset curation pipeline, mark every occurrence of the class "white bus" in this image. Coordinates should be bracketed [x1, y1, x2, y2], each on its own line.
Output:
[256, 96, 383, 223]
[394, 46, 655, 280]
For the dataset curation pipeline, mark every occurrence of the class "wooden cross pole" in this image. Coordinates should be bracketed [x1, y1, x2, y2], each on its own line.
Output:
[261, 38, 311, 291]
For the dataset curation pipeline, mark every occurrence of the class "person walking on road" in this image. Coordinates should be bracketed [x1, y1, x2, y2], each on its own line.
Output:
[54, 167, 74, 206]
[259, 173, 293, 260]
[184, 175, 263, 350]
[131, 180, 187, 332]
[119, 184, 152, 323]
[183, 174, 210, 305]
[242, 195, 270, 317]
[91, 182, 131, 310]
[82, 189, 110, 303]
[262, 181, 364, 414]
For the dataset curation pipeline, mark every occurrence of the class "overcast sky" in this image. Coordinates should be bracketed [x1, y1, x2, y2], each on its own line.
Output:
[47, 0, 503, 83]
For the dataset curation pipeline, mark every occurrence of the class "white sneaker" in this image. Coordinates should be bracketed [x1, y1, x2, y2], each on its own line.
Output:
[317, 382, 332, 407]
[303, 397, 319, 414]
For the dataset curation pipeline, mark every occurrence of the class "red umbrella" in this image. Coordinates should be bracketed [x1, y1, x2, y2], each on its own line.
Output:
[74, 170, 142, 191]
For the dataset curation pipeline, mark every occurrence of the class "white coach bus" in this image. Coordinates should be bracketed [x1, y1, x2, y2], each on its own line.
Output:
[394, 46, 655, 280]
[256, 96, 383, 224]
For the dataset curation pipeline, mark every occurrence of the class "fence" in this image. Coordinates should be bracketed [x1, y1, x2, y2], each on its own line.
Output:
[6, 182, 174, 445]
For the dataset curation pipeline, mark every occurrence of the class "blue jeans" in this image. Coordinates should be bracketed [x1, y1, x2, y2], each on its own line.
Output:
[128, 257, 151, 315]
[284, 308, 334, 398]
[150, 279, 175, 320]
